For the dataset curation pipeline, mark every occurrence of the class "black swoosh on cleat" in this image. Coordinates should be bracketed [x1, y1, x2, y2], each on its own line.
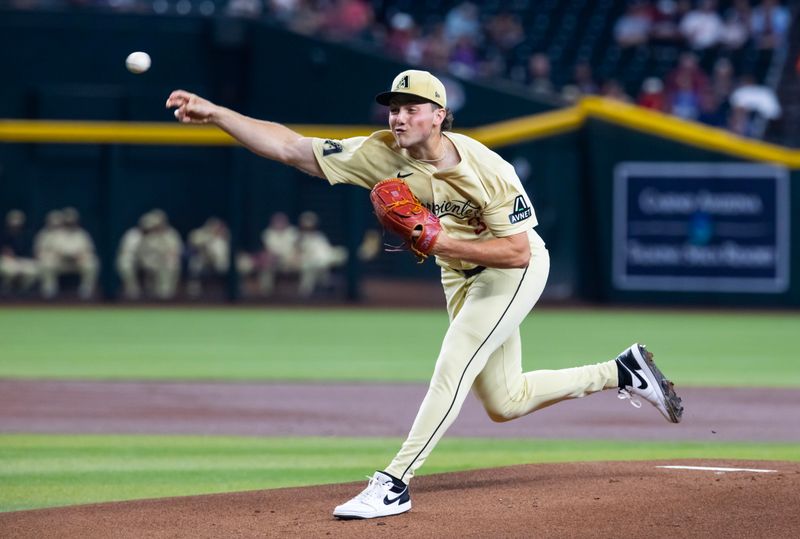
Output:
[620, 361, 648, 390]
[397, 172, 413, 178]
[383, 487, 408, 505]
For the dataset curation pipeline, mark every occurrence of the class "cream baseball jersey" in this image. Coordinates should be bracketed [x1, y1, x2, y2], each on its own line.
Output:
[311, 130, 538, 271]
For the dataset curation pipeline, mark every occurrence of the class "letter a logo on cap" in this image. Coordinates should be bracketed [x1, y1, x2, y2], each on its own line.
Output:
[376, 70, 447, 108]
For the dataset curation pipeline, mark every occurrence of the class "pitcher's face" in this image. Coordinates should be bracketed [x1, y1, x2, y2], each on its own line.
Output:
[388, 98, 443, 149]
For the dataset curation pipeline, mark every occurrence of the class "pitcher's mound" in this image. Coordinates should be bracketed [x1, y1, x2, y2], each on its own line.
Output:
[2, 460, 798, 538]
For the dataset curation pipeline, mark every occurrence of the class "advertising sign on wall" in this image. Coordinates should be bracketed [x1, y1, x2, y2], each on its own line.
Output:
[613, 162, 790, 293]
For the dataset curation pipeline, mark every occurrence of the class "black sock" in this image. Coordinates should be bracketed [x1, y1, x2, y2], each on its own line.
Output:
[381, 470, 406, 487]
[616, 358, 632, 388]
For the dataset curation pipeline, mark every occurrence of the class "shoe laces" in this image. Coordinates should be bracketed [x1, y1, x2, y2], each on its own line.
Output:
[618, 388, 642, 409]
[355, 475, 393, 503]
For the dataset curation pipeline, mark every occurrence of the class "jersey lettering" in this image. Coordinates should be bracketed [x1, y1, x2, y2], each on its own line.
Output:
[426, 199, 480, 220]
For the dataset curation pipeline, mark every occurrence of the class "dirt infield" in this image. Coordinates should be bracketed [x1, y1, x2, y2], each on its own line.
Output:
[2, 460, 799, 538]
[2, 379, 799, 537]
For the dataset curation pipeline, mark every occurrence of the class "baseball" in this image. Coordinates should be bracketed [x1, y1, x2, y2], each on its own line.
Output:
[125, 51, 151, 74]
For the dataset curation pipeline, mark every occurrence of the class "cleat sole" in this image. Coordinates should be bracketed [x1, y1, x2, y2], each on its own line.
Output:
[640, 347, 684, 423]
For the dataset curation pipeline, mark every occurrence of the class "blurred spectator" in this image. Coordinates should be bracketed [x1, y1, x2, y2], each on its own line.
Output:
[323, 0, 374, 41]
[527, 53, 555, 95]
[668, 70, 702, 120]
[486, 12, 523, 53]
[729, 74, 781, 121]
[719, 0, 751, 50]
[613, 1, 653, 48]
[485, 11, 524, 55]
[449, 35, 480, 79]
[116, 214, 146, 299]
[651, 0, 683, 43]
[296, 211, 347, 297]
[697, 90, 727, 127]
[679, 0, 723, 50]
[600, 79, 633, 103]
[257, 211, 299, 295]
[444, 2, 481, 44]
[186, 217, 230, 297]
[571, 62, 599, 96]
[750, 0, 790, 50]
[637, 77, 667, 111]
[666, 51, 710, 95]
[33, 210, 63, 298]
[560, 85, 582, 104]
[35, 207, 99, 300]
[0, 210, 38, 295]
[419, 23, 451, 72]
[137, 209, 183, 300]
[710, 57, 736, 105]
[727, 74, 782, 137]
[385, 12, 419, 61]
[476, 47, 507, 80]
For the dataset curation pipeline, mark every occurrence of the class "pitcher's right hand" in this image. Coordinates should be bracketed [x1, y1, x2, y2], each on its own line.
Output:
[166, 90, 217, 124]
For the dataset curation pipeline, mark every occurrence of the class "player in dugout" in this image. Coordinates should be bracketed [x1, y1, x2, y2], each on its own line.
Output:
[167, 69, 683, 520]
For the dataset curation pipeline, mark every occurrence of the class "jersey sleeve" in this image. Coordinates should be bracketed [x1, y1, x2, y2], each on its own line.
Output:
[311, 136, 376, 189]
[481, 162, 538, 237]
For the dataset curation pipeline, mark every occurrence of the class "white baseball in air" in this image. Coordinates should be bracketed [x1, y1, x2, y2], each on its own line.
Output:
[125, 51, 151, 74]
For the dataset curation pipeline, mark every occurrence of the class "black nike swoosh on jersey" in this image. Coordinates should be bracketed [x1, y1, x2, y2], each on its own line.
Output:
[383, 487, 408, 505]
[619, 361, 648, 390]
[397, 172, 413, 178]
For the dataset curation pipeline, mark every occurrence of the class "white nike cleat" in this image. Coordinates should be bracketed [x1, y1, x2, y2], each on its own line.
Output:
[333, 471, 411, 520]
[615, 343, 683, 423]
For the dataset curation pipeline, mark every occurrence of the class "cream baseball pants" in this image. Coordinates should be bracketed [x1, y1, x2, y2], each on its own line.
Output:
[385, 230, 619, 482]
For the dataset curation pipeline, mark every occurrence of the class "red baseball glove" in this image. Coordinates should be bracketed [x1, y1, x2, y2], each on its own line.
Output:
[370, 178, 441, 261]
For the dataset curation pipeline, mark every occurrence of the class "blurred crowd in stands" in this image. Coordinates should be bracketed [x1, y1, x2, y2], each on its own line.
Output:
[0, 207, 358, 301]
[607, 0, 787, 135]
[6, 0, 794, 139]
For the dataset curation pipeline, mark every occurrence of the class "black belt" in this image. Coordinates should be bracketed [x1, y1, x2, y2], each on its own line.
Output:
[461, 265, 486, 278]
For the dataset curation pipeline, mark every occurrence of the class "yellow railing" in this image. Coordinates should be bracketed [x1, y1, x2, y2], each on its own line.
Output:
[579, 97, 800, 168]
[1, 96, 799, 168]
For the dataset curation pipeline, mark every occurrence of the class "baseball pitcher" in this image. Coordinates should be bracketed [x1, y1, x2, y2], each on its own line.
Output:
[167, 69, 683, 520]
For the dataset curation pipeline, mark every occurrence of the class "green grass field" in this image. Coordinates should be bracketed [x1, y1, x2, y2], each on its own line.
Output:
[2, 434, 799, 512]
[1, 307, 798, 386]
[1, 307, 798, 513]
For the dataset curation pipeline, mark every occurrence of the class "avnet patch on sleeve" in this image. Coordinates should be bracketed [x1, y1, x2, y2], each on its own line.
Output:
[508, 195, 532, 224]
